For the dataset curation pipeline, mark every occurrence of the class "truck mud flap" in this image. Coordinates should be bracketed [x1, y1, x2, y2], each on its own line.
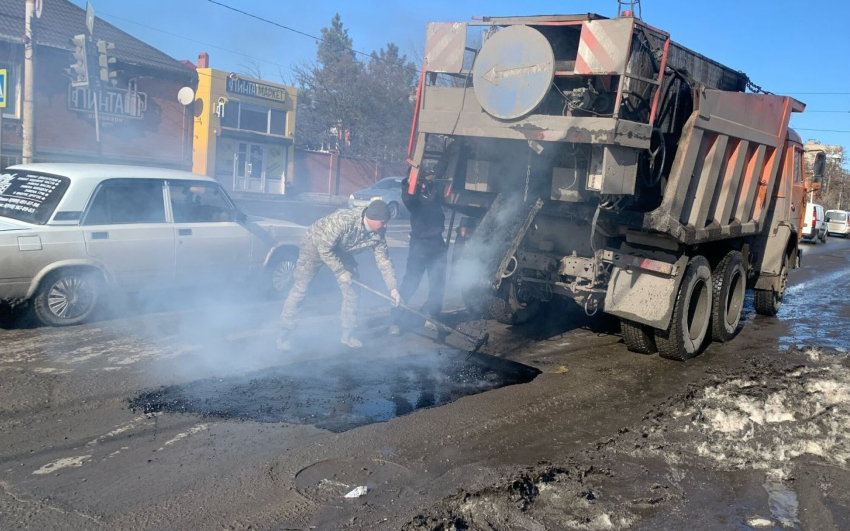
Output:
[455, 194, 544, 291]
[603, 254, 688, 330]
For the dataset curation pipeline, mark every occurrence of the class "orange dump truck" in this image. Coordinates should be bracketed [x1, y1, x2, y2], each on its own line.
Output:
[407, 12, 824, 360]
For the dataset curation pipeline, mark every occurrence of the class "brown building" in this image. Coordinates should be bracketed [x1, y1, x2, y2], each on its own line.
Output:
[0, 0, 196, 170]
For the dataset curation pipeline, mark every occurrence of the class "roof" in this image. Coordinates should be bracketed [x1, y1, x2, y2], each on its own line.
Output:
[7, 163, 215, 182]
[0, 0, 193, 77]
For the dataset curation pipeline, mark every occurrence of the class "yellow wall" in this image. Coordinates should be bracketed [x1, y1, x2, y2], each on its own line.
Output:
[192, 68, 298, 193]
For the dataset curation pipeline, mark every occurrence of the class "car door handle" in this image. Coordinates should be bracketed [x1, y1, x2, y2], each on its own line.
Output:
[91, 231, 109, 240]
[178, 229, 193, 236]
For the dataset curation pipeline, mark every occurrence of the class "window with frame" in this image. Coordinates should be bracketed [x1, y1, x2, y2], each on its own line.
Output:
[169, 181, 236, 223]
[220, 101, 288, 136]
[83, 179, 166, 225]
[794, 150, 802, 183]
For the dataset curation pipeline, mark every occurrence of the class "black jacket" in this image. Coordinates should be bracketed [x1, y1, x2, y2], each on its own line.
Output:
[401, 178, 445, 243]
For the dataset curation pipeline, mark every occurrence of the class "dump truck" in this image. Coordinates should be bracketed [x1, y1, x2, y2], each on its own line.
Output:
[406, 12, 825, 360]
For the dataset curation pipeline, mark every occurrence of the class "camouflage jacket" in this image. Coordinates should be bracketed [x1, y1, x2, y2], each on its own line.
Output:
[304, 207, 397, 290]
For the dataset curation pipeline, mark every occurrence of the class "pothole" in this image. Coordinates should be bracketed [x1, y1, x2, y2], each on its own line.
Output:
[129, 349, 540, 432]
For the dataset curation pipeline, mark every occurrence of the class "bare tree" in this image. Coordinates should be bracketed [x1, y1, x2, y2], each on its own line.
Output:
[238, 59, 264, 80]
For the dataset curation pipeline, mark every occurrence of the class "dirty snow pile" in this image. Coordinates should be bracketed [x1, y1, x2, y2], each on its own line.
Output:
[666, 348, 850, 473]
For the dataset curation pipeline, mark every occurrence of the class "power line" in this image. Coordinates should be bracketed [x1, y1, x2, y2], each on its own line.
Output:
[794, 128, 850, 133]
[97, 10, 296, 75]
[204, 0, 420, 76]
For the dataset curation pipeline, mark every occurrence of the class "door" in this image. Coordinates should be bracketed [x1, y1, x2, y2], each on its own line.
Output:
[249, 144, 265, 192]
[168, 180, 252, 282]
[233, 142, 266, 192]
[790, 148, 806, 237]
[82, 179, 175, 289]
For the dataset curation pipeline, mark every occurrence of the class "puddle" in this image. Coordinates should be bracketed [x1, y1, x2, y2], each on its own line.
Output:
[763, 482, 800, 528]
[129, 349, 539, 432]
[777, 266, 850, 351]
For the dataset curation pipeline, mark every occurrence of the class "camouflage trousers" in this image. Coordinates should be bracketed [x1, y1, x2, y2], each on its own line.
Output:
[280, 246, 360, 332]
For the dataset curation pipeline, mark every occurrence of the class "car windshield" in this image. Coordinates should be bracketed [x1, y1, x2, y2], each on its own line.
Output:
[370, 178, 402, 191]
[0, 171, 71, 225]
[827, 211, 847, 222]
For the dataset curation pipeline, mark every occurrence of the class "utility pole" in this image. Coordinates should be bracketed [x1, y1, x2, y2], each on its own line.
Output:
[22, 0, 36, 163]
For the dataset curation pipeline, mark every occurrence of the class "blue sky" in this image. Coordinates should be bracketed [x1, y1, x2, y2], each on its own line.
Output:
[71, 0, 850, 156]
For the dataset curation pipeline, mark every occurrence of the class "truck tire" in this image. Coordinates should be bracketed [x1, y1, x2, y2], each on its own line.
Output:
[754, 255, 788, 317]
[32, 268, 102, 327]
[710, 251, 746, 343]
[656, 256, 712, 361]
[489, 280, 539, 325]
[621, 319, 657, 354]
[462, 288, 491, 319]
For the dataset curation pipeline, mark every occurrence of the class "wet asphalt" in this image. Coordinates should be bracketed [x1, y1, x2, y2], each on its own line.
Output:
[0, 237, 848, 530]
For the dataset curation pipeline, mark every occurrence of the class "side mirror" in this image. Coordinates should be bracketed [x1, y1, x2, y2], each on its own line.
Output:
[235, 210, 247, 223]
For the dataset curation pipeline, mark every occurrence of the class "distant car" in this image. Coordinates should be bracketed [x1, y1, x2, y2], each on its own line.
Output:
[801, 203, 827, 243]
[0, 164, 305, 326]
[348, 177, 406, 218]
[825, 210, 850, 238]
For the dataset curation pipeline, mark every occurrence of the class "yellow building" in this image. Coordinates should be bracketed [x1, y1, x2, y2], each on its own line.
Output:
[192, 55, 297, 195]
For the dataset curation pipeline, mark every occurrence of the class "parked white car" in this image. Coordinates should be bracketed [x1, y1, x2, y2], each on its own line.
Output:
[0, 164, 304, 326]
[801, 202, 827, 243]
[825, 210, 850, 238]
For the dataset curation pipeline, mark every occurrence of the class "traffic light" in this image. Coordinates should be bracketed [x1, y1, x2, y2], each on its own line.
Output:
[96, 40, 117, 86]
[67, 34, 89, 87]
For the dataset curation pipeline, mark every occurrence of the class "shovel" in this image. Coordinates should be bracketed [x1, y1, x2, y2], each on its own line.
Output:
[351, 279, 490, 353]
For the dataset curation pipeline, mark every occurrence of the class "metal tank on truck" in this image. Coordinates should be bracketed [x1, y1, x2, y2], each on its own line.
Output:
[406, 11, 824, 360]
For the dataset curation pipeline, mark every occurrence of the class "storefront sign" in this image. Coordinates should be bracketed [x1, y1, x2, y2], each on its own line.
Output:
[226, 77, 286, 102]
[68, 85, 147, 124]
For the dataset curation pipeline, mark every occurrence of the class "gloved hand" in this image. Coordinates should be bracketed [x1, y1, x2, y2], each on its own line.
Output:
[338, 271, 353, 285]
[390, 289, 403, 307]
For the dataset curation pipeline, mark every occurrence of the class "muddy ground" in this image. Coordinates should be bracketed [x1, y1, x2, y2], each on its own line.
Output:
[0, 237, 849, 530]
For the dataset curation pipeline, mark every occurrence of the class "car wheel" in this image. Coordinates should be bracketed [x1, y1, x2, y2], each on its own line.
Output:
[33, 269, 101, 327]
[656, 256, 712, 361]
[710, 251, 746, 343]
[268, 248, 298, 298]
[388, 202, 400, 219]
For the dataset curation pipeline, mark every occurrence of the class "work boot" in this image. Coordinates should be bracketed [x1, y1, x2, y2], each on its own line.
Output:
[388, 325, 401, 336]
[276, 330, 291, 352]
[341, 330, 363, 349]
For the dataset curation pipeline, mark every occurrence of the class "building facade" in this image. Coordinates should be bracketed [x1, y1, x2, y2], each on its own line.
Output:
[0, 0, 196, 170]
[192, 55, 297, 195]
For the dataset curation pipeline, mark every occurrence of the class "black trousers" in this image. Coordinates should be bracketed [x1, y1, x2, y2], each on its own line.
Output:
[394, 238, 447, 324]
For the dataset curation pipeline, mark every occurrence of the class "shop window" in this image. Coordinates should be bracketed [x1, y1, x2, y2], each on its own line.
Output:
[221, 102, 288, 136]
[270, 110, 287, 136]
[239, 104, 268, 133]
[0, 62, 21, 118]
[84, 180, 166, 225]
[221, 101, 239, 128]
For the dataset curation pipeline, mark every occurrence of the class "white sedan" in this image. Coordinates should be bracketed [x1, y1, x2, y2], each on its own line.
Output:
[0, 164, 304, 326]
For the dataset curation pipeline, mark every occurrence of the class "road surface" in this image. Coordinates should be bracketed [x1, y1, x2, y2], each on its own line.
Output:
[1, 235, 849, 530]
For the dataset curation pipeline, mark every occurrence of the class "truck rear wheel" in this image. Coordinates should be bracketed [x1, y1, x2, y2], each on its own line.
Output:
[656, 256, 712, 361]
[621, 319, 657, 354]
[489, 280, 539, 325]
[754, 256, 788, 317]
[710, 251, 746, 343]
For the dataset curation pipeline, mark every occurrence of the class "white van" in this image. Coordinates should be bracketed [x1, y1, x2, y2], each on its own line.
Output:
[825, 210, 850, 238]
[801, 203, 827, 243]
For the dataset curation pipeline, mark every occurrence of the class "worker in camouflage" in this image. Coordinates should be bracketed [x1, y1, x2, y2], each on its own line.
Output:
[277, 200, 401, 351]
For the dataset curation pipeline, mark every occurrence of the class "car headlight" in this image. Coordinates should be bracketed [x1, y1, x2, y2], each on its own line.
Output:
[349, 194, 354, 200]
